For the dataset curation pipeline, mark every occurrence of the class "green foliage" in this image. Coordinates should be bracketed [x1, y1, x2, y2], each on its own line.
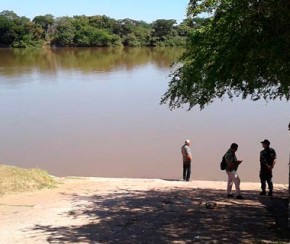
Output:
[151, 19, 177, 43]
[122, 33, 140, 47]
[0, 11, 194, 48]
[12, 34, 43, 48]
[33, 14, 54, 30]
[88, 15, 117, 30]
[32, 14, 54, 41]
[91, 28, 120, 47]
[54, 17, 76, 46]
[0, 15, 18, 45]
[113, 18, 151, 46]
[73, 23, 121, 47]
[161, 0, 290, 110]
[0, 11, 43, 47]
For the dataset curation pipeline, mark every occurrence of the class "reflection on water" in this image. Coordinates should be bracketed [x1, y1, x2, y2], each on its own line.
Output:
[0, 47, 180, 79]
[0, 47, 289, 184]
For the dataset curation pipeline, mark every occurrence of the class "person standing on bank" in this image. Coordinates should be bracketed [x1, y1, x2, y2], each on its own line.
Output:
[224, 143, 243, 199]
[259, 139, 277, 196]
[181, 139, 192, 181]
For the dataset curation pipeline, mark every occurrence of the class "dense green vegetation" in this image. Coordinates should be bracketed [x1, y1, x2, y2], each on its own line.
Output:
[161, 0, 290, 109]
[0, 10, 199, 48]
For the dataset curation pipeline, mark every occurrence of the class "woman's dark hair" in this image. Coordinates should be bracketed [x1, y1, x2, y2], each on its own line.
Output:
[230, 143, 238, 150]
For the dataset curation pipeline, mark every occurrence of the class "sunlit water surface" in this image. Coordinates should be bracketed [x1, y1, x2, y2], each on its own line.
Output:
[0, 47, 289, 183]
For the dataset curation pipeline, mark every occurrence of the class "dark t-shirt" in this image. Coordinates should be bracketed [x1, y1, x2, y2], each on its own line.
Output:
[260, 147, 276, 171]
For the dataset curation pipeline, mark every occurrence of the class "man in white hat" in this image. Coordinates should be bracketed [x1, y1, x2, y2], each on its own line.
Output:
[181, 139, 192, 181]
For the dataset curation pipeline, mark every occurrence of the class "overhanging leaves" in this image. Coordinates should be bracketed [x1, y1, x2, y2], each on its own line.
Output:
[161, 0, 290, 110]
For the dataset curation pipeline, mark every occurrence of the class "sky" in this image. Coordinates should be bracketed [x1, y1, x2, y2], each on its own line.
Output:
[0, 0, 189, 23]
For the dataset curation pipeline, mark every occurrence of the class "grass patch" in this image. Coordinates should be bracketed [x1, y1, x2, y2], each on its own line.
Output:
[0, 164, 57, 196]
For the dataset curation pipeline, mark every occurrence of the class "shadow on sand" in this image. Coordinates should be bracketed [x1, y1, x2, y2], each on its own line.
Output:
[29, 185, 289, 243]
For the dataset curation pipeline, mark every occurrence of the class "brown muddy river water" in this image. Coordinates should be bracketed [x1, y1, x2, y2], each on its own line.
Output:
[0, 47, 289, 183]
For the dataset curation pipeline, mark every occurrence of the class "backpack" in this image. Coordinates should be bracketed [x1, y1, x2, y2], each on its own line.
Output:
[220, 155, 226, 170]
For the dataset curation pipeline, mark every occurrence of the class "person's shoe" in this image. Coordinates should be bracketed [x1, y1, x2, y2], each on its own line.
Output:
[226, 193, 234, 198]
[236, 195, 244, 199]
[259, 191, 266, 196]
[268, 192, 273, 196]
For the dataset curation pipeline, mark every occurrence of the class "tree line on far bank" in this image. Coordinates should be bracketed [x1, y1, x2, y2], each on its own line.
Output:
[0, 10, 205, 48]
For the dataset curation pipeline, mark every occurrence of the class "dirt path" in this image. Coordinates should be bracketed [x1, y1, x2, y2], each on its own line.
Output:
[0, 177, 289, 243]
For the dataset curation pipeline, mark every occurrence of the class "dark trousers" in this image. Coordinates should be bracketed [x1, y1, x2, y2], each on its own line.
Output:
[260, 170, 273, 193]
[183, 161, 191, 181]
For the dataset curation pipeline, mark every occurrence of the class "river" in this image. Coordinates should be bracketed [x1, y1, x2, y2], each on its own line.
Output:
[0, 47, 289, 183]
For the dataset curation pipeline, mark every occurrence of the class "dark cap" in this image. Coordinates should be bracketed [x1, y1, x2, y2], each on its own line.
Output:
[261, 139, 270, 145]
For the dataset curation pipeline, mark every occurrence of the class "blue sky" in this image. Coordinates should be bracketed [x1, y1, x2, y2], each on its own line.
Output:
[0, 0, 189, 23]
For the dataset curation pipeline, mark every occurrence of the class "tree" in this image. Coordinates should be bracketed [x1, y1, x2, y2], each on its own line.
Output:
[88, 15, 117, 31]
[74, 25, 120, 47]
[113, 18, 151, 46]
[161, 0, 290, 110]
[0, 10, 193, 48]
[33, 14, 54, 40]
[0, 15, 18, 45]
[53, 17, 76, 46]
[0, 11, 39, 47]
[128, 22, 151, 46]
[33, 15, 54, 31]
[0, 10, 18, 20]
[151, 19, 177, 43]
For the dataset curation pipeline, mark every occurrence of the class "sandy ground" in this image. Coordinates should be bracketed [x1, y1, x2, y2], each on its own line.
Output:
[0, 177, 289, 244]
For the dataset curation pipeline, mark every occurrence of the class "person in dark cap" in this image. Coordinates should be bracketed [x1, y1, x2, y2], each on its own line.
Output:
[259, 139, 277, 196]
